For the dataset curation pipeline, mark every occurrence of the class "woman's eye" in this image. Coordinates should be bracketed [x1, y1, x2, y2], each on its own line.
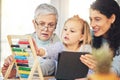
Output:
[95, 18, 101, 21]
[39, 22, 45, 26]
[89, 18, 92, 22]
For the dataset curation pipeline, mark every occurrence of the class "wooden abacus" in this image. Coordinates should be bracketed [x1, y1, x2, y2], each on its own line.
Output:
[4, 35, 44, 80]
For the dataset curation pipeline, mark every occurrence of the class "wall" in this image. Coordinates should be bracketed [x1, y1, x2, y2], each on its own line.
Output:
[0, 0, 1, 68]
[117, 0, 120, 5]
[51, 0, 69, 37]
[0, 0, 51, 67]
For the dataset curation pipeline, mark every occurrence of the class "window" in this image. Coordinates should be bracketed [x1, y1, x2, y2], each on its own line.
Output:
[1, 0, 51, 67]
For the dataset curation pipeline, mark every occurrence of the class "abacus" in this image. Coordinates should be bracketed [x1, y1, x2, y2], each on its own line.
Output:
[4, 35, 44, 80]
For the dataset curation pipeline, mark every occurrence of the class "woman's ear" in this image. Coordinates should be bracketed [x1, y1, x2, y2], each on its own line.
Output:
[32, 20, 37, 29]
[111, 14, 116, 23]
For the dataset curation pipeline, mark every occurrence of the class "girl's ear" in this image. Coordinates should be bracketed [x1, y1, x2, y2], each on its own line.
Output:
[111, 14, 116, 23]
[79, 35, 84, 41]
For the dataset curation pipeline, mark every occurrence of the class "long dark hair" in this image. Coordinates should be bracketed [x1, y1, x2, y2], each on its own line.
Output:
[91, 0, 120, 55]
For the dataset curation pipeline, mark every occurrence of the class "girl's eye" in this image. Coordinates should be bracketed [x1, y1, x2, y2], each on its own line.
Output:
[71, 30, 75, 33]
[64, 28, 67, 31]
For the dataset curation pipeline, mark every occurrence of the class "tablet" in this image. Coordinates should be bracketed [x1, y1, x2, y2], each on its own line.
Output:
[55, 51, 89, 80]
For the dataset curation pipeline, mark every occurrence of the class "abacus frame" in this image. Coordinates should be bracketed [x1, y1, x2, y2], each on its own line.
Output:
[4, 35, 44, 80]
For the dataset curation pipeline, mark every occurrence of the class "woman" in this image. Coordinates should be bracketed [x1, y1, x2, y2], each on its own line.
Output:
[80, 0, 120, 77]
[2, 3, 59, 78]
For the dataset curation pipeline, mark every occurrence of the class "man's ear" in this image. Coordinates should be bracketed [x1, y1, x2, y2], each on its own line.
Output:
[32, 20, 37, 29]
[111, 14, 116, 23]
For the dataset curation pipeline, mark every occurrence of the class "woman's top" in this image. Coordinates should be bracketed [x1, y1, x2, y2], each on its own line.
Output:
[31, 32, 60, 47]
[97, 38, 120, 77]
[112, 47, 120, 77]
[29, 32, 60, 75]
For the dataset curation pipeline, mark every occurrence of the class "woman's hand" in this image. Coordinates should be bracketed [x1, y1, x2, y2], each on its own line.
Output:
[80, 54, 97, 70]
[1, 55, 16, 78]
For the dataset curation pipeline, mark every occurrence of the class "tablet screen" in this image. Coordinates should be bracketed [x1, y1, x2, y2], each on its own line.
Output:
[55, 51, 89, 80]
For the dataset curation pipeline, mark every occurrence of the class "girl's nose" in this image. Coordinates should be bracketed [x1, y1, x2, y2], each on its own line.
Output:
[65, 31, 70, 35]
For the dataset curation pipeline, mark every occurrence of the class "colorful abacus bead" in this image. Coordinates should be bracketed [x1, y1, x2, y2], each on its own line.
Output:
[18, 40, 29, 44]
[17, 63, 29, 67]
[12, 48, 24, 52]
[18, 70, 30, 75]
[15, 52, 29, 56]
[16, 60, 28, 64]
[15, 56, 27, 60]
[18, 66, 31, 71]
[20, 74, 29, 78]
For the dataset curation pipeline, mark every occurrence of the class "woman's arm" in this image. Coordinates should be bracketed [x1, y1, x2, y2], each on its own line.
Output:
[111, 55, 120, 77]
[1, 55, 16, 78]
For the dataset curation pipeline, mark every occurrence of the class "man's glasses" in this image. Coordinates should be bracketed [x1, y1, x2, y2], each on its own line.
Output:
[35, 20, 56, 31]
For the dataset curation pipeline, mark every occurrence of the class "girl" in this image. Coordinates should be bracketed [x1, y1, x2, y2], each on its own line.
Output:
[37, 15, 92, 79]
[38, 15, 92, 61]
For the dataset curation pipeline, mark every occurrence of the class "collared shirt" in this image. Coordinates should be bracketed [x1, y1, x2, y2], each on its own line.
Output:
[31, 32, 60, 48]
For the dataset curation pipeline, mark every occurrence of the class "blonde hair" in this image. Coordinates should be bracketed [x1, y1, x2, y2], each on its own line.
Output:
[64, 15, 92, 45]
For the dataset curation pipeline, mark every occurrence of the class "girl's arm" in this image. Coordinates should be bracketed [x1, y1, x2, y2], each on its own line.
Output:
[35, 42, 63, 60]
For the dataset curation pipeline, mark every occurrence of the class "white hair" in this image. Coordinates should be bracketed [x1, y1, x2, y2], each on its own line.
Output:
[34, 3, 58, 21]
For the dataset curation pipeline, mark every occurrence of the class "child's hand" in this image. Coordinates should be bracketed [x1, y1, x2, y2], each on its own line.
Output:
[32, 38, 40, 56]
[32, 38, 45, 56]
